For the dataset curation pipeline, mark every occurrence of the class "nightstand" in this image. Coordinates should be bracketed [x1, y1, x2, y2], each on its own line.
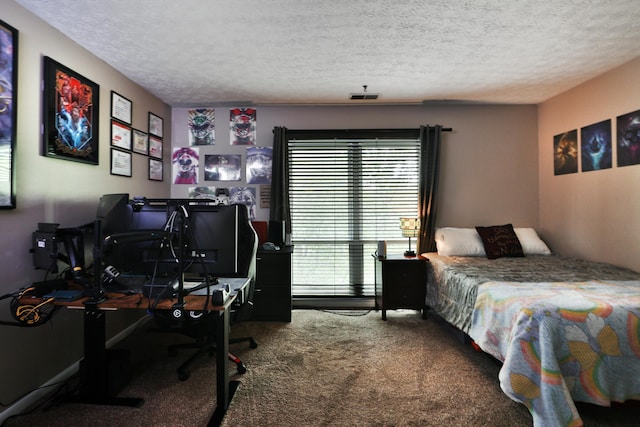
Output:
[374, 255, 428, 320]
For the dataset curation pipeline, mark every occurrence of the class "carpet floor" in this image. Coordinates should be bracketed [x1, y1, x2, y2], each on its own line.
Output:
[4, 309, 640, 426]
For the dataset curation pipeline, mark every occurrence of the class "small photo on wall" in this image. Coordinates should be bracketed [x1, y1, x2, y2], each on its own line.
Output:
[247, 146, 272, 184]
[553, 130, 578, 175]
[188, 186, 217, 199]
[204, 154, 241, 181]
[581, 119, 611, 172]
[616, 109, 640, 167]
[172, 147, 199, 184]
[188, 108, 215, 146]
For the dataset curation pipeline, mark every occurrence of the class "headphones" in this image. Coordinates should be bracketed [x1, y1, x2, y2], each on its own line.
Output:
[7, 287, 57, 326]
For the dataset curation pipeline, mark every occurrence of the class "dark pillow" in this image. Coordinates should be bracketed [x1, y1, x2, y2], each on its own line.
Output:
[475, 224, 524, 259]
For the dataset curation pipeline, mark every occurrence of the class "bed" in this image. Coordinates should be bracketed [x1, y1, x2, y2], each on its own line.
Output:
[424, 225, 640, 427]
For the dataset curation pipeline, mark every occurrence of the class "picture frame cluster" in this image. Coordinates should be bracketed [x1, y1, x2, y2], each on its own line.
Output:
[107, 91, 164, 180]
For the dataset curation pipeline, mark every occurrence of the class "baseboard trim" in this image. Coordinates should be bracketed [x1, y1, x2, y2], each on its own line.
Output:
[293, 297, 375, 309]
[0, 316, 151, 425]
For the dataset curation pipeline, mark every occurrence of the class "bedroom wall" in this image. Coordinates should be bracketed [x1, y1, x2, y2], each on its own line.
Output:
[171, 103, 540, 230]
[538, 57, 640, 273]
[0, 1, 171, 413]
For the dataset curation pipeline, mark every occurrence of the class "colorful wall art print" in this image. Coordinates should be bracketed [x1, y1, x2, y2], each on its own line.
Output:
[617, 109, 640, 167]
[0, 19, 17, 208]
[204, 154, 241, 181]
[43, 56, 99, 165]
[553, 130, 578, 175]
[188, 108, 215, 146]
[172, 146, 199, 184]
[580, 119, 612, 172]
[246, 146, 273, 184]
[230, 107, 256, 145]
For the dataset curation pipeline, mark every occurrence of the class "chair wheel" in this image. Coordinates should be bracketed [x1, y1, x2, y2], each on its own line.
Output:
[236, 362, 247, 374]
[177, 369, 190, 381]
[249, 339, 258, 349]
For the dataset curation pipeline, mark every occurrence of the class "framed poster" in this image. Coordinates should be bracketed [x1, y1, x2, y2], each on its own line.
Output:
[149, 158, 163, 181]
[111, 120, 132, 151]
[617, 109, 640, 167]
[110, 91, 132, 124]
[110, 148, 132, 177]
[581, 119, 612, 172]
[42, 56, 99, 165]
[132, 129, 149, 155]
[0, 19, 18, 209]
[149, 135, 163, 159]
[148, 112, 163, 138]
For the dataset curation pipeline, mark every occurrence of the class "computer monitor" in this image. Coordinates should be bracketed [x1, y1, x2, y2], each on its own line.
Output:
[96, 193, 131, 239]
[103, 201, 179, 278]
[184, 204, 240, 278]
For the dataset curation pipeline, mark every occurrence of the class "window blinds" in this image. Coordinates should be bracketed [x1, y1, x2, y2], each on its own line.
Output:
[288, 136, 420, 297]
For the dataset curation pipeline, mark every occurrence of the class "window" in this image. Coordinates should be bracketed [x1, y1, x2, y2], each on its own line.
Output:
[287, 130, 421, 298]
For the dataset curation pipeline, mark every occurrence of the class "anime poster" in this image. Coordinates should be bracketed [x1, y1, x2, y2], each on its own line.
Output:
[581, 119, 612, 172]
[172, 146, 199, 184]
[617, 109, 640, 167]
[229, 186, 257, 219]
[188, 108, 215, 145]
[229, 107, 256, 145]
[553, 130, 578, 175]
[246, 146, 272, 184]
[204, 154, 241, 181]
[43, 56, 99, 165]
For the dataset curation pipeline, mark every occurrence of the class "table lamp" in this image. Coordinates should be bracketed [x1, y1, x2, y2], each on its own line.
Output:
[399, 217, 420, 257]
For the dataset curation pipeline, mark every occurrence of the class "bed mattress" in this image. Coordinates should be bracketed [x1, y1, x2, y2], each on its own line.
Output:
[425, 253, 640, 334]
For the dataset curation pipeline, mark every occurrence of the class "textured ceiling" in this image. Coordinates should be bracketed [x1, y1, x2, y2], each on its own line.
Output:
[15, 0, 640, 107]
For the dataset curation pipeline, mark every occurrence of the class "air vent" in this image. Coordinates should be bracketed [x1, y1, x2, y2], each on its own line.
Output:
[349, 93, 380, 100]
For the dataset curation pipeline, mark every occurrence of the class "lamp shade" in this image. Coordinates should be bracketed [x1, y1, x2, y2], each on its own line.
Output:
[399, 217, 420, 238]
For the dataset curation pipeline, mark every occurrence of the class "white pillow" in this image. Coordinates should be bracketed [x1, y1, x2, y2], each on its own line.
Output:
[435, 227, 551, 256]
[514, 228, 552, 255]
[435, 228, 485, 256]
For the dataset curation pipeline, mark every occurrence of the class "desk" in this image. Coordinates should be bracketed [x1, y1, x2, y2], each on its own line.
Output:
[21, 278, 249, 426]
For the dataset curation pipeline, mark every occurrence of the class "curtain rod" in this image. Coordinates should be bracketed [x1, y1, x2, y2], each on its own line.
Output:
[282, 127, 452, 139]
[283, 127, 452, 133]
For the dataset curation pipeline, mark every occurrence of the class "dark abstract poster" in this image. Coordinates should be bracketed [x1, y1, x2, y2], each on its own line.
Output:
[581, 120, 611, 172]
[553, 130, 578, 175]
[617, 109, 640, 167]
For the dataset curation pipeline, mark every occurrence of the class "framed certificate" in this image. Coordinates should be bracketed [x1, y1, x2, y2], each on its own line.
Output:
[132, 129, 149, 155]
[149, 158, 163, 181]
[149, 112, 163, 138]
[149, 135, 163, 159]
[111, 91, 132, 124]
[111, 120, 132, 151]
[110, 148, 132, 177]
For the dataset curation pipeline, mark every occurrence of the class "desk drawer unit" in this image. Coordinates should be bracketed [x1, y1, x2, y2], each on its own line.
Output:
[252, 248, 292, 321]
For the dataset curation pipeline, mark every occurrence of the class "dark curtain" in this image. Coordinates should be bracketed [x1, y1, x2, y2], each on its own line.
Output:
[269, 126, 291, 235]
[417, 125, 442, 254]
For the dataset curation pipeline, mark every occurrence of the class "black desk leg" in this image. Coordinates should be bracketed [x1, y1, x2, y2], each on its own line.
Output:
[208, 307, 240, 426]
[72, 307, 144, 407]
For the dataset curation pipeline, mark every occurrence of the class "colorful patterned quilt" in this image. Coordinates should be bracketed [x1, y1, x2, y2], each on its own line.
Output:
[470, 280, 640, 427]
